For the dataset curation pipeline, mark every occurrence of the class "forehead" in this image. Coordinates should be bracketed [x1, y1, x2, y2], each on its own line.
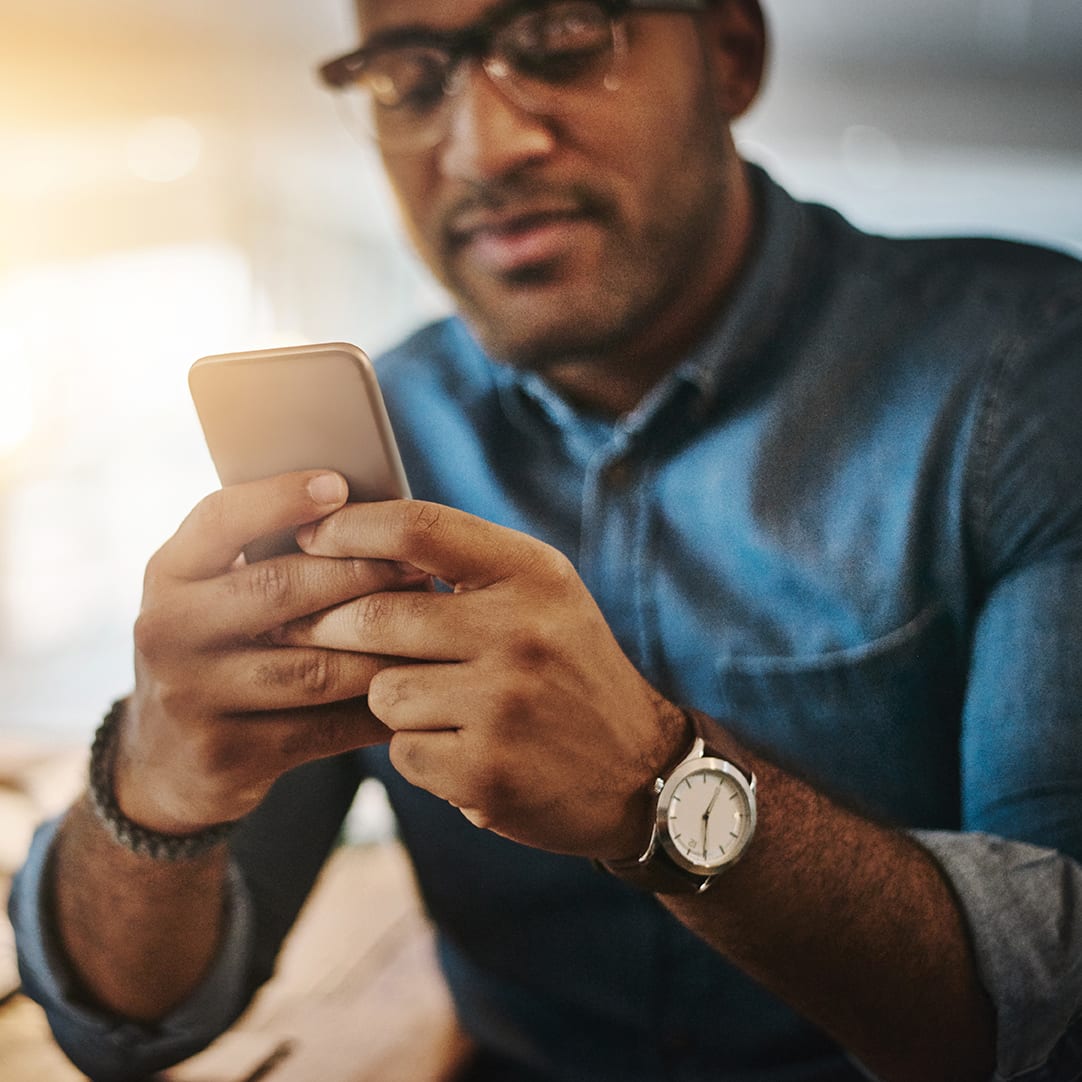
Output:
[354, 0, 499, 38]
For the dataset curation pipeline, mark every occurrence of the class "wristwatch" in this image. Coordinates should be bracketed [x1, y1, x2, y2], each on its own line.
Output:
[599, 709, 757, 895]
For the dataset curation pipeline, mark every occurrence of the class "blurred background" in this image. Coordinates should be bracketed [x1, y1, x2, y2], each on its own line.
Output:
[2, 0, 1081, 740]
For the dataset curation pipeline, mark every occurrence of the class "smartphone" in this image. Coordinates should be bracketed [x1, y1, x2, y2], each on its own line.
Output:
[189, 342, 410, 562]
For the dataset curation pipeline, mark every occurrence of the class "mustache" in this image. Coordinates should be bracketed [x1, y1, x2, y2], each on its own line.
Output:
[441, 176, 615, 241]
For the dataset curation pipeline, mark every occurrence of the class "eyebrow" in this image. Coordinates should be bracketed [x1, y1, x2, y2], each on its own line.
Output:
[358, 25, 458, 53]
[354, 0, 707, 53]
[357, 0, 545, 53]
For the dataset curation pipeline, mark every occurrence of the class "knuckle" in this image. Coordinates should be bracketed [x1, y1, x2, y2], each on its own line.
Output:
[505, 628, 556, 672]
[411, 501, 445, 536]
[133, 602, 198, 666]
[403, 502, 446, 557]
[542, 544, 578, 587]
[192, 487, 231, 539]
[132, 609, 164, 660]
[473, 760, 512, 810]
[501, 678, 531, 718]
[241, 560, 292, 609]
[299, 652, 336, 696]
[491, 681, 531, 726]
[253, 651, 338, 697]
[367, 668, 404, 715]
[388, 731, 423, 778]
[352, 592, 395, 638]
[142, 544, 170, 591]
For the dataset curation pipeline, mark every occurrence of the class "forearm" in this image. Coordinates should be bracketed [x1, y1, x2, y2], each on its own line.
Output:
[50, 793, 230, 1022]
[662, 733, 995, 1082]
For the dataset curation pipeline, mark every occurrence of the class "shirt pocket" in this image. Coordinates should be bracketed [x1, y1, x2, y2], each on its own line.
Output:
[712, 603, 964, 827]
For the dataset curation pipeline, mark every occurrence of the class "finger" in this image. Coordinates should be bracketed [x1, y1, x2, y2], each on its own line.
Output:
[142, 555, 431, 648]
[164, 646, 400, 714]
[367, 662, 464, 730]
[240, 646, 403, 711]
[297, 500, 556, 590]
[387, 728, 464, 800]
[154, 471, 349, 581]
[224, 698, 392, 767]
[268, 588, 487, 661]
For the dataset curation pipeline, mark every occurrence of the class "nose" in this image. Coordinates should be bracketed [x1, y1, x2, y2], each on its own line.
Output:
[437, 61, 556, 182]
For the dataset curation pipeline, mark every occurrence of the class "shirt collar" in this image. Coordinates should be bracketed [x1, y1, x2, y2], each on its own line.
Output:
[663, 165, 810, 412]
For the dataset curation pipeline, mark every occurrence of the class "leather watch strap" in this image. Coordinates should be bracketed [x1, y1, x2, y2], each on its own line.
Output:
[592, 709, 753, 895]
[596, 708, 742, 895]
[599, 839, 718, 895]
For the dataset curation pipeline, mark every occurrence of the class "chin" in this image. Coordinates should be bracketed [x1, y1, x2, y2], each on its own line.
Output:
[463, 315, 612, 372]
[457, 284, 636, 371]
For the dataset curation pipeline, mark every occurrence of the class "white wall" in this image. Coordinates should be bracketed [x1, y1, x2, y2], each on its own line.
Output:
[1, 0, 1079, 737]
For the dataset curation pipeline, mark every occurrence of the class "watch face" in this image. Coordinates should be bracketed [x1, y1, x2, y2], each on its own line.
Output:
[658, 758, 756, 874]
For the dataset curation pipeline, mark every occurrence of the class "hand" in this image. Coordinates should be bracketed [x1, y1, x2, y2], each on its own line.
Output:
[274, 500, 690, 860]
[119, 471, 428, 834]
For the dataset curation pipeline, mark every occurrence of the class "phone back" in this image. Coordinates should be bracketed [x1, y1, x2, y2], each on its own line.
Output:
[190, 342, 410, 560]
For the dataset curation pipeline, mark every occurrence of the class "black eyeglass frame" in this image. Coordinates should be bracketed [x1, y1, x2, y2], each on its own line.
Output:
[317, 0, 709, 91]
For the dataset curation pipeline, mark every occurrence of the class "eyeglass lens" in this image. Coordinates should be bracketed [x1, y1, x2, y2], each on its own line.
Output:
[338, 1, 628, 153]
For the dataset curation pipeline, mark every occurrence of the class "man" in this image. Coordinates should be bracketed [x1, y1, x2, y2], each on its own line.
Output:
[10, 1, 1082, 1079]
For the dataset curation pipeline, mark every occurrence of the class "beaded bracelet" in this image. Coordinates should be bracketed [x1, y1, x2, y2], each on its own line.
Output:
[88, 699, 236, 861]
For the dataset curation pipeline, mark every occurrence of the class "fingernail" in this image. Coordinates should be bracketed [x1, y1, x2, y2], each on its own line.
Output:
[295, 524, 316, 548]
[308, 473, 347, 506]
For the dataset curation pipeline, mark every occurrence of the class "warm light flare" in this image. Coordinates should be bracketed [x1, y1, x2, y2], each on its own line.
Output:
[0, 331, 35, 458]
[125, 116, 204, 184]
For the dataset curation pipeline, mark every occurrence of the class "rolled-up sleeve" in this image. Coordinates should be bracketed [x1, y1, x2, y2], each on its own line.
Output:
[913, 831, 1082, 1080]
[9, 817, 255, 1080]
[8, 750, 364, 1079]
[917, 288, 1082, 1080]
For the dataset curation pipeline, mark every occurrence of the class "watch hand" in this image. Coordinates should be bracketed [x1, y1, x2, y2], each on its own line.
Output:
[700, 783, 724, 858]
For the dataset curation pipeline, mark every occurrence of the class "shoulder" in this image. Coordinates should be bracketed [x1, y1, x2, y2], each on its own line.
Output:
[806, 198, 1082, 333]
[776, 186, 1082, 574]
[799, 201, 1082, 430]
[941, 243, 1082, 576]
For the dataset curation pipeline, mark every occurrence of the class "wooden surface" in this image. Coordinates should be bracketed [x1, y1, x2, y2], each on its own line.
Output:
[0, 740, 474, 1082]
[163, 843, 474, 1082]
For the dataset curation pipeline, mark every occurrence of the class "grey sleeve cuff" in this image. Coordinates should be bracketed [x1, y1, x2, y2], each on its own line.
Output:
[9, 816, 256, 1081]
[911, 830, 1082, 1082]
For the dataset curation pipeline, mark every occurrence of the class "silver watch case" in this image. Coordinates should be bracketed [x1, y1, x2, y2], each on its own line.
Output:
[655, 737, 758, 880]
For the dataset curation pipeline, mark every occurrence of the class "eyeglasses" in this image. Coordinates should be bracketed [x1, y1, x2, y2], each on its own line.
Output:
[318, 0, 708, 154]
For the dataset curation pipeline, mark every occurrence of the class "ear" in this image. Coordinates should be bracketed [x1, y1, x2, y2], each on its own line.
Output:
[701, 0, 768, 118]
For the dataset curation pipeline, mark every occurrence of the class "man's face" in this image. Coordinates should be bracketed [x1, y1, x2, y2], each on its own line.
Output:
[354, 0, 754, 373]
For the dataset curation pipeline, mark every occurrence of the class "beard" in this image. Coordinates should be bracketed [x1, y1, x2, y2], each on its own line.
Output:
[414, 161, 736, 374]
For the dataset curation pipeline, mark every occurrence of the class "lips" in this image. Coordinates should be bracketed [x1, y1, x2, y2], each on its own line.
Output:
[446, 201, 598, 277]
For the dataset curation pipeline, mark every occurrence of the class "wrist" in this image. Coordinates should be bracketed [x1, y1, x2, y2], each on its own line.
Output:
[597, 707, 758, 894]
[89, 699, 240, 861]
[603, 700, 695, 863]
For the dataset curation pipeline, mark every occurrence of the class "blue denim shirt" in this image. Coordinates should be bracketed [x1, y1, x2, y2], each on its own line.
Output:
[12, 170, 1082, 1080]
